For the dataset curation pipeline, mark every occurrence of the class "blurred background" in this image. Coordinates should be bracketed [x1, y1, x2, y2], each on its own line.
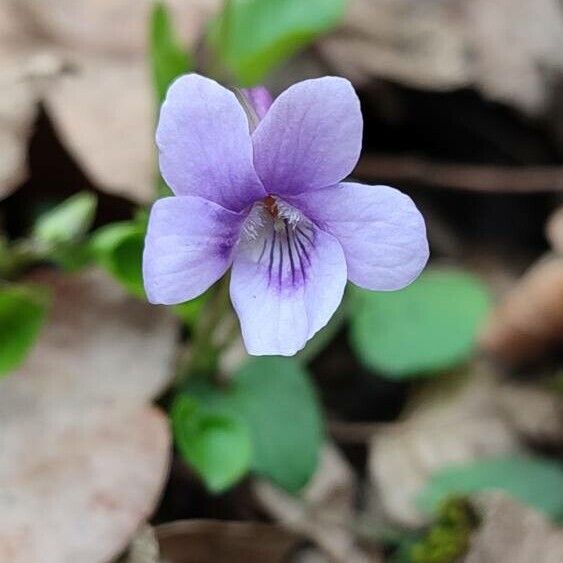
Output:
[1, 1, 563, 562]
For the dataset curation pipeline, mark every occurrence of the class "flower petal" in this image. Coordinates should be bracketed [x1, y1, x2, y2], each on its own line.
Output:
[156, 74, 266, 212]
[241, 86, 273, 119]
[143, 196, 244, 304]
[289, 183, 429, 291]
[230, 222, 347, 356]
[252, 77, 363, 196]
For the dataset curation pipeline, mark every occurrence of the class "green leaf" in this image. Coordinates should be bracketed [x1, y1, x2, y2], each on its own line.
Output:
[49, 243, 95, 272]
[350, 269, 491, 379]
[172, 394, 252, 493]
[231, 357, 323, 492]
[173, 292, 210, 329]
[184, 357, 324, 493]
[34, 192, 97, 245]
[209, 0, 346, 86]
[0, 285, 50, 378]
[150, 1, 192, 103]
[91, 222, 145, 298]
[417, 456, 563, 521]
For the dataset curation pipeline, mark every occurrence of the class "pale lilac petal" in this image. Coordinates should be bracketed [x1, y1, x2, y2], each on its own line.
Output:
[157, 74, 266, 212]
[289, 183, 429, 291]
[143, 196, 244, 304]
[252, 77, 363, 196]
[241, 86, 273, 119]
[230, 222, 347, 356]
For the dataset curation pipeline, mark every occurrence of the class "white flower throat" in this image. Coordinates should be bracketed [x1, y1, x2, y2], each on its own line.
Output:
[241, 195, 307, 242]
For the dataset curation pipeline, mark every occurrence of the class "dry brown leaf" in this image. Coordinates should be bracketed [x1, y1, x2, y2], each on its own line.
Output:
[0, 0, 220, 202]
[480, 254, 563, 365]
[156, 520, 299, 563]
[124, 525, 160, 563]
[0, 1, 63, 199]
[254, 445, 382, 563]
[44, 54, 157, 203]
[0, 50, 37, 199]
[320, 0, 563, 114]
[0, 405, 169, 563]
[33, 0, 219, 202]
[497, 383, 563, 445]
[0, 268, 178, 563]
[464, 493, 563, 563]
[18, 0, 218, 57]
[1, 268, 178, 415]
[367, 369, 520, 528]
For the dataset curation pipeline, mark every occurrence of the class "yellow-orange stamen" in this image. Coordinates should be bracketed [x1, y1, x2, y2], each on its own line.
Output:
[264, 195, 279, 218]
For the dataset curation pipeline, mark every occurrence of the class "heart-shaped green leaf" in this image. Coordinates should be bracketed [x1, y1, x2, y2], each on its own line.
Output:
[350, 269, 491, 379]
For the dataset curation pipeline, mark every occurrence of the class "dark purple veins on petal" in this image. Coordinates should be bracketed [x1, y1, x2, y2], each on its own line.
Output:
[284, 221, 296, 285]
[261, 222, 316, 290]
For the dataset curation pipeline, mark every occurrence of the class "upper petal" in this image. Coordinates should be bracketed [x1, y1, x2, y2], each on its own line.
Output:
[289, 183, 429, 291]
[143, 196, 244, 304]
[156, 74, 266, 212]
[252, 77, 363, 196]
[230, 221, 347, 356]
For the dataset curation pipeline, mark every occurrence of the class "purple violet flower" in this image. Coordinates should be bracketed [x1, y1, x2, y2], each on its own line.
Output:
[143, 74, 429, 356]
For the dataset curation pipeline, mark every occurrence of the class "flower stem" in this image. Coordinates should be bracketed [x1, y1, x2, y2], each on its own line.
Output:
[175, 274, 232, 386]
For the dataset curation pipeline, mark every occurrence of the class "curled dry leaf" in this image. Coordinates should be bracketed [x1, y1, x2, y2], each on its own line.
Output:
[0, 0, 220, 202]
[367, 368, 520, 527]
[0, 268, 178, 563]
[480, 254, 563, 365]
[319, 0, 563, 114]
[156, 520, 299, 563]
[254, 445, 382, 563]
[464, 493, 563, 563]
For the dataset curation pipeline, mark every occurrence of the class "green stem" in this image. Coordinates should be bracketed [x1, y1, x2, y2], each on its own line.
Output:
[175, 275, 232, 386]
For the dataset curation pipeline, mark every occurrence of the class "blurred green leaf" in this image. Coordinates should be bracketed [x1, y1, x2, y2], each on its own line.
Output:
[174, 292, 210, 329]
[418, 456, 563, 521]
[91, 222, 145, 298]
[0, 284, 50, 378]
[150, 1, 192, 103]
[231, 357, 323, 492]
[296, 291, 350, 364]
[210, 0, 346, 86]
[350, 269, 491, 379]
[172, 394, 252, 493]
[184, 357, 323, 493]
[34, 192, 97, 245]
[49, 244, 95, 272]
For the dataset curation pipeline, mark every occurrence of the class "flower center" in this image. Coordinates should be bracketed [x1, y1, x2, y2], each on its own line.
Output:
[263, 195, 279, 219]
[241, 195, 305, 243]
[238, 196, 316, 289]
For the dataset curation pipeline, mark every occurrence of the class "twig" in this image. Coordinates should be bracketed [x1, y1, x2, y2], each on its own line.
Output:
[356, 154, 563, 193]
